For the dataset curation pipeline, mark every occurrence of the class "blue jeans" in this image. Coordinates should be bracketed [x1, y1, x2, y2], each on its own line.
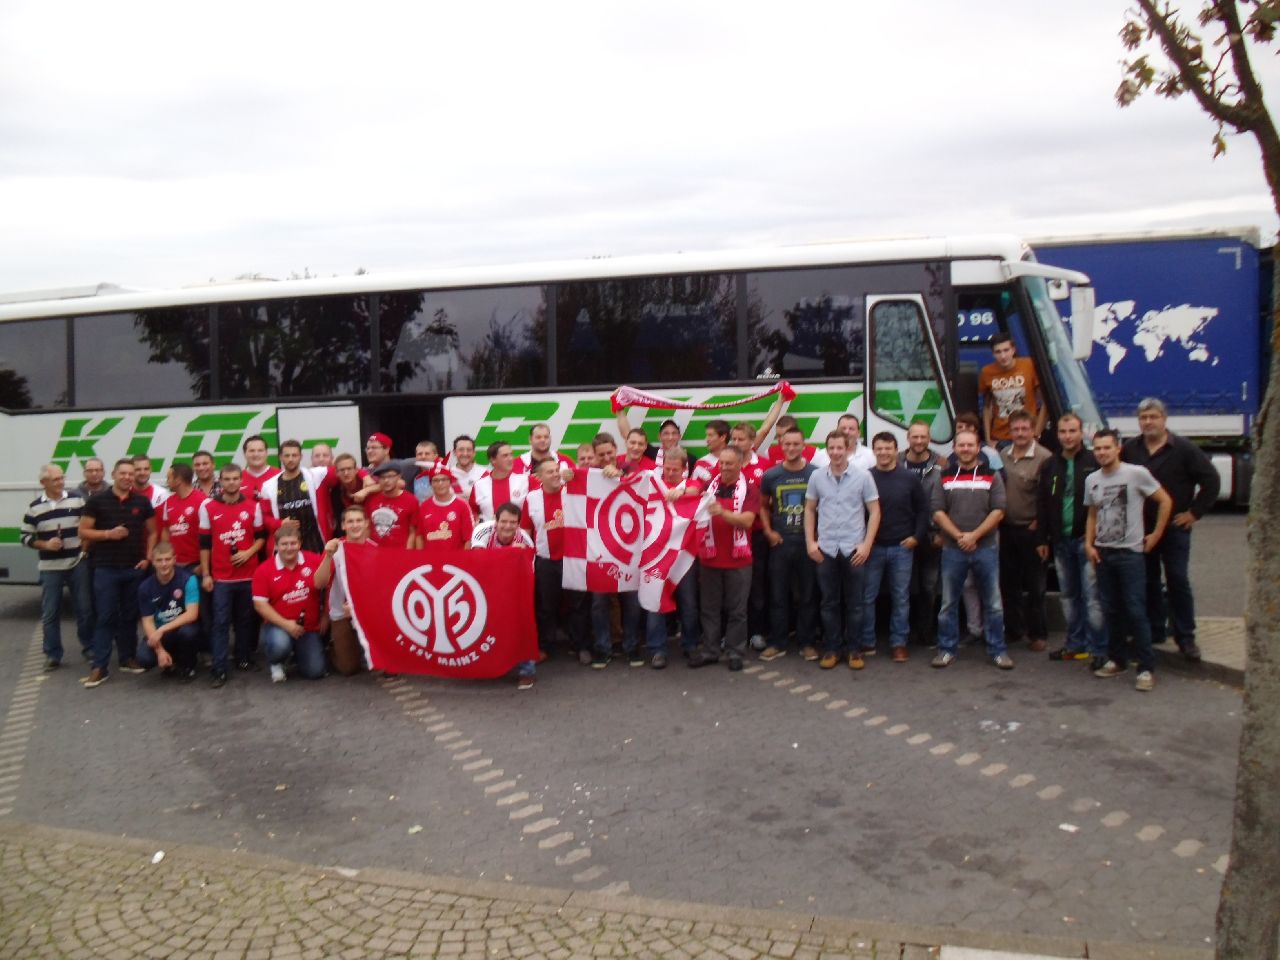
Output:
[1053, 539, 1107, 656]
[862, 544, 913, 650]
[645, 563, 701, 656]
[938, 545, 1005, 656]
[180, 563, 212, 652]
[90, 565, 144, 671]
[211, 580, 257, 674]
[1144, 526, 1195, 647]
[592, 593, 641, 656]
[814, 550, 867, 655]
[135, 622, 201, 672]
[39, 562, 94, 662]
[261, 623, 326, 679]
[1096, 548, 1154, 673]
[768, 538, 817, 651]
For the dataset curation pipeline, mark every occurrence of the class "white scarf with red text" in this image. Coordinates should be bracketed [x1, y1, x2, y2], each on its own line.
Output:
[698, 474, 749, 560]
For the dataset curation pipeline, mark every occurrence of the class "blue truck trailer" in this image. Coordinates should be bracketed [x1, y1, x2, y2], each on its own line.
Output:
[1032, 230, 1266, 505]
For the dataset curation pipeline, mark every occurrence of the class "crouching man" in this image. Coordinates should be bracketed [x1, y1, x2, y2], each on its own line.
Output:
[251, 528, 334, 683]
[135, 541, 201, 682]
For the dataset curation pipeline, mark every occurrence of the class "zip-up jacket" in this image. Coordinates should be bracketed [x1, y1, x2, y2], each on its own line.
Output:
[929, 461, 1006, 549]
[1035, 449, 1099, 546]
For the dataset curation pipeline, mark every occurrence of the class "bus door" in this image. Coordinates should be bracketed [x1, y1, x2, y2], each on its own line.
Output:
[275, 403, 362, 462]
[864, 294, 954, 448]
[954, 288, 1036, 421]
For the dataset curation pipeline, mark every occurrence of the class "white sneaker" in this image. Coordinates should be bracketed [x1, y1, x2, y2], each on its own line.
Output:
[270, 663, 286, 684]
[1134, 670, 1154, 692]
[748, 634, 766, 651]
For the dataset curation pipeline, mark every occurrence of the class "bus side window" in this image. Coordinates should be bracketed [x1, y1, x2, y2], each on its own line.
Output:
[869, 298, 953, 443]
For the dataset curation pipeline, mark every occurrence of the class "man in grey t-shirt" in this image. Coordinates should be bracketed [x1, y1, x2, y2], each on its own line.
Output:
[1084, 429, 1172, 692]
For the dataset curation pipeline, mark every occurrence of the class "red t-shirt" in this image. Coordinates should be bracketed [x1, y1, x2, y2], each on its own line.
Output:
[520, 489, 566, 560]
[198, 496, 265, 582]
[414, 496, 474, 552]
[160, 488, 207, 565]
[616, 454, 657, 476]
[252, 550, 323, 627]
[364, 491, 418, 547]
[702, 484, 761, 570]
[240, 466, 281, 502]
[512, 451, 576, 475]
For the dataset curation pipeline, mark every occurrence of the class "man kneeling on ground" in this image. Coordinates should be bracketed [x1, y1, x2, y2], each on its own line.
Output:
[135, 541, 201, 682]
[252, 528, 335, 683]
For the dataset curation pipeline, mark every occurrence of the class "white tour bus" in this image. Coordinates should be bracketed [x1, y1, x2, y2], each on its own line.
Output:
[0, 234, 1102, 585]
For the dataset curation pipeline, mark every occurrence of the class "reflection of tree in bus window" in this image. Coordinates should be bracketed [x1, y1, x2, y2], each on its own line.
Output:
[872, 302, 932, 381]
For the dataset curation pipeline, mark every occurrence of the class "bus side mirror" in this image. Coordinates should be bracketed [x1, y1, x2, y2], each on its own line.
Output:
[1070, 286, 1095, 360]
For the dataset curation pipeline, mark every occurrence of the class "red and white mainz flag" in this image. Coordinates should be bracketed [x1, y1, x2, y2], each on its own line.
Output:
[342, 543, 538, 678]
[561, 470, 704, 613]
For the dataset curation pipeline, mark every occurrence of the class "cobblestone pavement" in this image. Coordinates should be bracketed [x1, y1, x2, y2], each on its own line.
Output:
[0, 822, 1211, 960]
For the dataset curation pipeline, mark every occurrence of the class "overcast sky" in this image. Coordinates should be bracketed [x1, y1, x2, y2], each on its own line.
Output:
[1, 1, 1277, 292]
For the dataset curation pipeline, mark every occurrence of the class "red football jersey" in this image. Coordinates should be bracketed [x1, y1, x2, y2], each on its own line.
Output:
[240, 466, 281, 502]
[159, 488, 207, 565]
[364, 491, 418, 547]
[252, 550, 323, 626]
[414, 496, 474, 552]
[198, 496, 265, 582]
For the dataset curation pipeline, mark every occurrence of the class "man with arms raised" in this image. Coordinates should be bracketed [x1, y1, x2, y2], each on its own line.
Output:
[1087, 429, 1173, 692]
[253, 527, 334, 683]
[135, 541, 201, 682]
[469, 441, 530, 523]
[930, 429, 1011, 670]
[79, 458, 158, 687]
[199, 463, 267, 687]
[759, 427, 818, 662]
[522, 457, 590, 663]
[804, 432, 880, 671]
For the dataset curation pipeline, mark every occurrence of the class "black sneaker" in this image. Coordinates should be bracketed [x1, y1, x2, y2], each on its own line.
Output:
[650, 652, 668, 670]
[687, 650, 718, 669]
[1088, 655, 1109, 672]
[628, 652, 645, 668]
[1180, 641, 1203, 662]
[119, 658, 147, 674]
[179, 668, 197, 684]
[43, 658, 61, 672]
[591, 654, 610, 670]
[234, 659, 257, 672]
[727, 656, 744, 672]
[210, 671, 228, 689]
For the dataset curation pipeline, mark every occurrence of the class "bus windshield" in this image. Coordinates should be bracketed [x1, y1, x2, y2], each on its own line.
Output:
[1021, 276, 1106, 434]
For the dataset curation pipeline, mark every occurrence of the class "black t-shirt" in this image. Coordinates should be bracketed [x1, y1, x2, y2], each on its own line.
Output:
[83, 489, 154, 568]
[276, 473, 324, 553]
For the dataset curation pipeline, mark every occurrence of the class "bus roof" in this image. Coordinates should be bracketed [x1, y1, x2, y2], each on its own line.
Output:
[0, 234, 1028, 322]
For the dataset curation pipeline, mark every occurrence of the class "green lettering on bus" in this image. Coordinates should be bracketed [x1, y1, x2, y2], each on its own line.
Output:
[51, 417, 124, 471]
[125, 415, 170, 472]
[173, 412, 262, 460]
[473, 402, 561, 460]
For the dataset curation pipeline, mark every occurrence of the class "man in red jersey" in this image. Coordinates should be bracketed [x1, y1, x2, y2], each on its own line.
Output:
[239, 435, 281, 502]
[469, 441, 529, 523]
[252, 527, 334, 683]
[363, 463, 419, 547]
[763, 415, 818, 466]
[198, 463, 266, 688]
[522, 458, 589, 663]
[327, 453, 365, 537]
[618, 428, 657, 475]
[158, 462, 210, 646]
[414, 462, 474, 552]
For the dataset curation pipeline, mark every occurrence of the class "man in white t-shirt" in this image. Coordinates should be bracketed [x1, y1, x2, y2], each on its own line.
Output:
[1085, 429, 1172, 693]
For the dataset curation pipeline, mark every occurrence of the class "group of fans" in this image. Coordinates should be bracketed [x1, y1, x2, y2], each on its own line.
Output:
[21, 337, 1219, 693]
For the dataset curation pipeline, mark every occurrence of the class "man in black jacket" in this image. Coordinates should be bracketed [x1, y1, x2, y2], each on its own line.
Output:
[1121, 398, 1220, 661]
[1036, 413, 1106, 669]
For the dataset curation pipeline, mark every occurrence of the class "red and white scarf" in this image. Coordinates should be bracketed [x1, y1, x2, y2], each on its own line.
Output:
[611, 380, 795, 412]
[698, 475, 750, 560]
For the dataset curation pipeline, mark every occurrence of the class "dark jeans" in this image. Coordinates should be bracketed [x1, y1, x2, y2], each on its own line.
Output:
[592, 593, 641, 656]
[261, 623, 326, 679]
[768, 538, 817, 651]
[534, 557, 589, 654]
[646, 563, 701, 655]
[211, 580, 257, 674]
[179, 562, 212, 652]
[90, 565, 144, 671]
[938, 544, 1005, 656]
[861, 544, 913, 650]
[135, 622, 200, 672]
[748, 529, 769, 639]
[698, 564, 751, 660]
[999, 524, 1048, 641]
[1144, 526, 1195, 647]
[814, 550, 867, 656]
[908, 538, 940, 646]
[1097, 547, 1154, 673]
[39, 562, 94, 662]
[1053, 538, 1107, 656]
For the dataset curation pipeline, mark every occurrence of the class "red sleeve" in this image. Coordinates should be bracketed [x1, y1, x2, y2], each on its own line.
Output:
[467, 485, 479, 517]
[260, 498, 281, 538]
[519, 502, 534, 534]
[559, 452, 577, 468]
[744, 486, 762, 515]
[251, 563, 270, 601]
[459, 505, 474, 543]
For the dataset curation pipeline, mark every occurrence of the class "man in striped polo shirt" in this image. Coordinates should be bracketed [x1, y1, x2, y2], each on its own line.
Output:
[21, 464, 93, 671]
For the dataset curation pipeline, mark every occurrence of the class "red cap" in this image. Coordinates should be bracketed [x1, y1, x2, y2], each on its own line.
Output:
[426, 461, 452, 480]
[367, 432, 392, 450]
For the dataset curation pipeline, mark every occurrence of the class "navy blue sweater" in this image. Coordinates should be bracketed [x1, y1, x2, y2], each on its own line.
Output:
[869, 465, 929, 546]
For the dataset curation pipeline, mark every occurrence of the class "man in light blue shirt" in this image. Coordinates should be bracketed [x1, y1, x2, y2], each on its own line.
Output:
[804, 431, 880, 670]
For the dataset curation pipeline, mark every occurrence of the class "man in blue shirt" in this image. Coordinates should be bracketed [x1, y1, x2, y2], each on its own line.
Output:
[804, 431, 880, 670]
[862, 433, 928, 661]
[136, 541, 201, 682]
